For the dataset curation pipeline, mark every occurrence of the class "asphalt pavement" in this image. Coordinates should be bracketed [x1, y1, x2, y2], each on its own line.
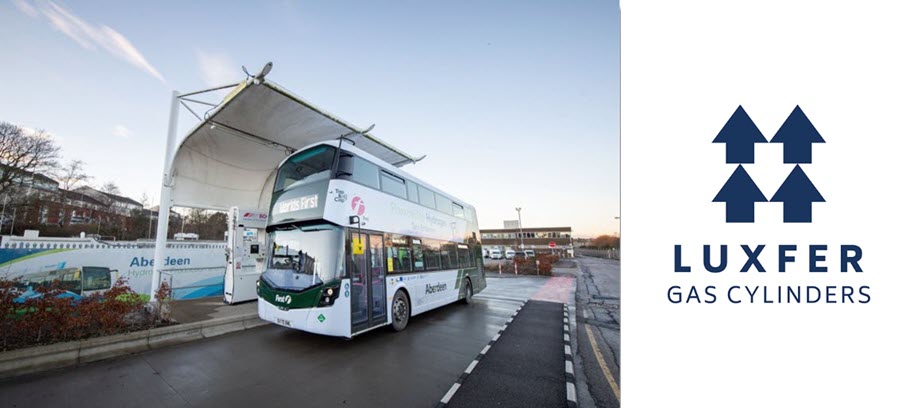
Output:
[574, 256, 621, 408]
[444, 301, 566, 408]
[0, 276, 563, 408]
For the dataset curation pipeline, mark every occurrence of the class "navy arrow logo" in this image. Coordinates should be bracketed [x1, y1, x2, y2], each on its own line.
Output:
[712, 105, 767, 164]
[770, 165, 825, 223]
[770, 105, 824, 164]
[713, 165, 768, 223]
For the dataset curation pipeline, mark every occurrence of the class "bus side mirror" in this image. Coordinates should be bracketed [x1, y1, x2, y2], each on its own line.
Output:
[336, 153, 354, 178]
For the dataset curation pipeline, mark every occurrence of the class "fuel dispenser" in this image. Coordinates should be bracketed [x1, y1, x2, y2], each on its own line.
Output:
[224, 207, 268, 304]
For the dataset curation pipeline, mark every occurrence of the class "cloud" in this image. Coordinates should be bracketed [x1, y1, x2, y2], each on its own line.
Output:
[112, 125, 131, 138]
[13, 1, 166, 84]
[11, 0, 38, 18]
[195, 50, 239, 87]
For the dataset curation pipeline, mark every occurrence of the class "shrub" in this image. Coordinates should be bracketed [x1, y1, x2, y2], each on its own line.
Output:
[0, 277, 156, 351]
[535, 254, 555, 274]
[509, 255, 553, 275]
[483, 263, 503, 273]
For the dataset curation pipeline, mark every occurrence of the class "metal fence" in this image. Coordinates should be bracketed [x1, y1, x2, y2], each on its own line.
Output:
[575, 248, 621, 260]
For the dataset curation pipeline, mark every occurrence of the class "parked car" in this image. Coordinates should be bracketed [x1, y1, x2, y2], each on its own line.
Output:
[505, 249, 517, 260]
[524, 249, 535, 258]
[483, 248, 490, 258]
[490, 248, 504, 259]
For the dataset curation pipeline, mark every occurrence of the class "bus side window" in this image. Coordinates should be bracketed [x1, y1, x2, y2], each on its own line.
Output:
[435, 193, 452, 214]
[386, 234, 412, 274]
[411, 238, 425, 271]
[347, 157, 380, 189]
[406, 181, 420, 203]
[418, 186, 436, 209]
[452, 203, 464, 218]
[380, 171, 408, 199]
[424, 240, 442, 271]
[457, 245, 471, 268]
[441, 243, 457, 270]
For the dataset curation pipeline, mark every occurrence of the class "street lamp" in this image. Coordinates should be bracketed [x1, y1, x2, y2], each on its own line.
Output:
[515, 207, 524, 250]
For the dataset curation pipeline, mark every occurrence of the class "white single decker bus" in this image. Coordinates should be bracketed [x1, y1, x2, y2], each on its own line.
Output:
[257, 141, 486, 337]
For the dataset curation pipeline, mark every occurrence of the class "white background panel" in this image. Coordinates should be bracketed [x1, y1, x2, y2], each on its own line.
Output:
[622, 1, 915, 406]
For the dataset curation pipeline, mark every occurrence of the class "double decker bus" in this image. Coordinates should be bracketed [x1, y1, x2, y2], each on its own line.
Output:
[257, 141, 486, 337]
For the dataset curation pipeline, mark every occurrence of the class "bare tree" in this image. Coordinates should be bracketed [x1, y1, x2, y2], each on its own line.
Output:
[100, 181, 121, 195]
[58, 160, 91, 191]
[0, 122, 61, 197]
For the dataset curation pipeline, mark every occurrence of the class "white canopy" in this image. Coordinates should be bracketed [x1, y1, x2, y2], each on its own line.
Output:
[170, 79, 423, 211]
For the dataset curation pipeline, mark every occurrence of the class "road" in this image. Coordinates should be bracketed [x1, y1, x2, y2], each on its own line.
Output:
[574, 256, 621, 408]
[0, 276, 564, 408]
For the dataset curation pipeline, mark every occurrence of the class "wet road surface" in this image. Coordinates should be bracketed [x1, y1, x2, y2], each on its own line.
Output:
[445, 300, 566, 408]
[0, 277, 554, 408]
[575, 256, 621, 408]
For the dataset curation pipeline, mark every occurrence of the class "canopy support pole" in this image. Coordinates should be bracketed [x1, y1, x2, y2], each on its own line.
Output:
[151, 90, 180, 303]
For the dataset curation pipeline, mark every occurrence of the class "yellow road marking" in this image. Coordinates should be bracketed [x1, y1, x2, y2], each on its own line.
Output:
[585, 324, 621, 401]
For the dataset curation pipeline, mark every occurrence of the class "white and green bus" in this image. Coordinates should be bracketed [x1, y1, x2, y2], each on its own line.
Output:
[257, 141, 486, 337]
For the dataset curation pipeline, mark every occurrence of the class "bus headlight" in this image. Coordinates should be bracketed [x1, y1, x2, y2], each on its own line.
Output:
[318, 285, 340, 307]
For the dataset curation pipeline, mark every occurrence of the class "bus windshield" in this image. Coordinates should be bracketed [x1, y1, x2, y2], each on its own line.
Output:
[263, 224, 344, 291]
[274, 145, 337, 192]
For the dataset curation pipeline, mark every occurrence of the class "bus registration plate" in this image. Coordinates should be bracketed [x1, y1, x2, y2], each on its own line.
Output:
[276, 318, 292, 327]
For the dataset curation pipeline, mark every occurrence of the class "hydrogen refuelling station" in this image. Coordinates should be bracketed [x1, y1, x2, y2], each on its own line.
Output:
[150, 63, 424, 304]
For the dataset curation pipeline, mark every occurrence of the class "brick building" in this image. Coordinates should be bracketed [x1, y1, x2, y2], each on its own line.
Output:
[2, 169, 144, 232]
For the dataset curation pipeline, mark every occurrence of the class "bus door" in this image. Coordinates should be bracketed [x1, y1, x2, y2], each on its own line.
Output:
[348, 231, 387, 332]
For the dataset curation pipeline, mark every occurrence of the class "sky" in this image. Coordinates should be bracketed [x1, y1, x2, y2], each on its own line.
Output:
[0, 0, 620, 237]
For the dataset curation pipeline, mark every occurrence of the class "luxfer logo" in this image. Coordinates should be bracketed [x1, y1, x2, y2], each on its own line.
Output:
[351, 196, 366, 216]
[713, 105, 825, 223]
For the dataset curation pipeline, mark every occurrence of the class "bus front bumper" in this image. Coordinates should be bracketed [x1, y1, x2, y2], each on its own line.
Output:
[258, 297, 351, 337]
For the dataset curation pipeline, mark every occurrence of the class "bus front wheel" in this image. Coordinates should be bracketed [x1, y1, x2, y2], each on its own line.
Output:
[392, 290, 411, 332]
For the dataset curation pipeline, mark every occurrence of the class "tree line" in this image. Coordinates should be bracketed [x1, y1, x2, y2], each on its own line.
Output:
[586, 234, 620, 249]
[1, 121, 227, 241]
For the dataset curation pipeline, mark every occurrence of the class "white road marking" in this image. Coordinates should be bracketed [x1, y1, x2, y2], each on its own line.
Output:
[465, 360, 479, 374]
[441, 383, 461, 403]
[475, 294, 529, 303]
[566, 382, 577, 403]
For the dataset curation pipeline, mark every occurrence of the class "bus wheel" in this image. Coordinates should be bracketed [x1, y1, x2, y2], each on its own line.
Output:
[392, 290, 410, 332]
[462, 278, 473, 304]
